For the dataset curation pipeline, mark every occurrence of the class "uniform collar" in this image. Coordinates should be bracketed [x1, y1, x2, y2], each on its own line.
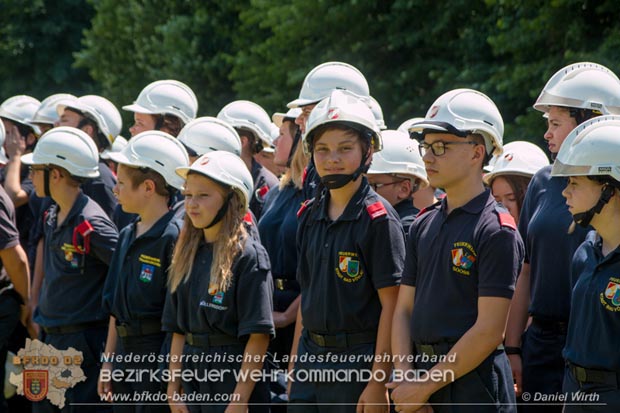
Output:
[439, 188, 492, 216]
[394, 199, 419, 216]
[316, 178, 370, 222]
[57, 192, 89, 229]
[130, 209, 177, 240]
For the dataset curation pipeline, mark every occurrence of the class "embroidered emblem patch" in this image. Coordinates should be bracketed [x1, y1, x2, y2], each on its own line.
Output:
[139, 264, 155, 283]
[601, 278, 620, 311]
[451, 242, 477, 276]
[335, 251, 363, 283]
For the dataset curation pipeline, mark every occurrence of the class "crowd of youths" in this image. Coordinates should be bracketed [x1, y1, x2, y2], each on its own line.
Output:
[0, 61, 619, 413]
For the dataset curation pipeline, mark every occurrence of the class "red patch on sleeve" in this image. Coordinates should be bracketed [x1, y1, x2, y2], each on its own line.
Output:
[73, 220, 94, 254]
[257, 185, 270, 199]
[302, 166, 308, 185]
[297, 200, 310, 218]
[366, 201, 387, 220]
[243, 212, 253, 224]
[498, 212, 517, 230]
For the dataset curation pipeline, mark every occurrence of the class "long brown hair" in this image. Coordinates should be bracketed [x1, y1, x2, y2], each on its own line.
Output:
[168, 175, 247, 292]
[280, 122, 309, 190]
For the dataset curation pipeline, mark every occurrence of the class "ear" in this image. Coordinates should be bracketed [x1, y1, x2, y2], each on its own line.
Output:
[50, 168, 63, 181]
[142, 179, 156, 195]
[396, 179, 413, 201]
[27, 133, 37, 146]
[80, 123, 95, 138]
[364, 148, 375, 166]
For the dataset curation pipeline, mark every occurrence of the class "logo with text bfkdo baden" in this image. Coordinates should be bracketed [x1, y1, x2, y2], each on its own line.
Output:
[9, 339, 85, 408]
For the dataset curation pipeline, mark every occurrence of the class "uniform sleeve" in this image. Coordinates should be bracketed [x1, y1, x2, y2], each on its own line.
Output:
[88, 215, 119, 266]
[364, 214, 405, 290]
[235, 242, 275, 338]
[162, 290, 183, 334]
[0, 200, 19, 250]
[401, 222, 420, 287]
[477, 226, 524, 298]
[101, 227, 130, 315]
[518, 170, 543, 264]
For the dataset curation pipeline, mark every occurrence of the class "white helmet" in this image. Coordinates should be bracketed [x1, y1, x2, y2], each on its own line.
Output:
[0, 121, 7, 164]
[397, 117, 425, 135]
[367, 130, 428, 188]
[272, 108, 302, 128]
[216, 100, 273, 148]
[262, 123, 279, 153]
[287, 61, 370, 108]
[58, 95, 122, 146]
[177, 117, 242, 157]
[410, 88, 504, 156]
[304, 89, 382, 155]
[29, 93, 76, 125]
[368, 96, 387, 130]
[20, 127, 100, 178]
[534, 62, 620, 115]
[483, 141, 549, 184]
[551, 115, 620, 182]
[176, 151, 254, 212]
[107, 131, 189, 190]
[0, 95, 41, 134]
[100, 136, 128, 160]
[122, 80, 198, 124]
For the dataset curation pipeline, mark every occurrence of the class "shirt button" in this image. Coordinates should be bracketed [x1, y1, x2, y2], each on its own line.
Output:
[324, 243, 328, 248]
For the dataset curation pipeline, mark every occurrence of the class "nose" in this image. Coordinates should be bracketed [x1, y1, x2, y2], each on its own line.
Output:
[543, 127, 552, 141]
[295, 114, 306, 133]
[129, 125, 138, 137]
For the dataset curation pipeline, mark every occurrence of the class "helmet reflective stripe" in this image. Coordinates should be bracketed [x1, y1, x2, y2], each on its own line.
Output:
[410, 88, 504, 156]
[0, 95, 41, 134]
[397, 118, 425, 135]
[216, 100, 273, 148]
[176, 151, 254, 212]
[58, 95, 122, 146]
[122, 80, 198, 124]
[178, 117, 242, 157]
[551, 115, 620, 182]
[20, 127, 100, 178]
[483, 141, 549, 184]
[367, 130, 428, 187]
[534, 62, 620, 115]
[287, 61, 370, 108]
[304, 89, 382, 155]
[29, 94, 76, 125]
[107, 131, 189, 190]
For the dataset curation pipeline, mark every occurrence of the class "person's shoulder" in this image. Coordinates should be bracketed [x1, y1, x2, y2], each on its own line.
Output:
[237, 235, 271, 273]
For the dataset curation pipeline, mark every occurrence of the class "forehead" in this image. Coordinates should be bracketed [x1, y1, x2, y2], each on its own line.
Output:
[314, 128, 359, 145]
[546, 106, 572, 121]
[185, 173, 220, 190]
[134, 112, 154, 122]
[423, 132, 464, 143]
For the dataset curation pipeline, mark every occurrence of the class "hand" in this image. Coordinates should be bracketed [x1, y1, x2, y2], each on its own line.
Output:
[386, 380, 433, 413]
[224, 402, 248, 413]
[357, 381, 389, 413]
[273, 311, 292, 329]
[507, 354, 523, 396]
[5, 125, 26, 158]
[97, 362, 113, 401]
[27, 302, 40, 338]
[167, 382, 189, 413]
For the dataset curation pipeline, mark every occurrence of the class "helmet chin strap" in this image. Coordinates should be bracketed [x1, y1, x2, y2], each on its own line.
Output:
[572, 184, 615, 228]
[320, 151, 370, 190]
[43, 168, 51, 197]
[286, 127, 301, 168]
[201, 192, 234, 230]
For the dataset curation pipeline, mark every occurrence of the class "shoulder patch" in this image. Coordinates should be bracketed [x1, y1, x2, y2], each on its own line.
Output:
[243, 211, 253, 225]
[416, 200, 441, 218]
[366, 200, 387, 220]
[297, 198, 314, 218]
[302, 166, 308, 186]
[494, 205, 517, 230]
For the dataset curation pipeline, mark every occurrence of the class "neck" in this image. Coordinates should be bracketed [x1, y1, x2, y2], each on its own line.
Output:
[136, 199, 170, 234]
[413, 186, 438, 210]
[593, 199, 620, 256]
[241, 149, 253, 171]
[202, 221, 223, 243]
[444, 172, 485, 213]
[52, 187, 81, 214]
[327, 177, 362, 219]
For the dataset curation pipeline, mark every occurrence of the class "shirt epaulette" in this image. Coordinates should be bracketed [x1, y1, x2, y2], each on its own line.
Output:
[297, 198, 314, 218]
[365, 199, 387, 220]
[494, 205, 517, 230]
[243, 211, 253, 224]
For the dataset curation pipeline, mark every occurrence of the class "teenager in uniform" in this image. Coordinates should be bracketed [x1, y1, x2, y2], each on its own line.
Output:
[289, 90, 405, 413]
[163, 151, 274, 413]
[122, 79, 198, 138]
[366, 130, 429, 234]
[217, 100, 279, 220]
[483, 141, 549, 225]
[21, 127, 119, 413]
[0, 120, 31, 413]
[547, 115, 620, 412]
[390, 89, 524, 413]
[98, 131, 189, 412]
[288, 62, 371, 200]
[504, 63, 620, 411]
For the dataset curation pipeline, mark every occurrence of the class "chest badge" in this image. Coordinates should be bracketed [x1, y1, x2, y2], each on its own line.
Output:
[451, 242, 477, 276]
[139, 264, 155, 283]
[336, 252, 363, 282]
[602, 278, 620, 310]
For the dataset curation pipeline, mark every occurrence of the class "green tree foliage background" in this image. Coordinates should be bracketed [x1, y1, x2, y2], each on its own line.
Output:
[2, 0, 619, 142]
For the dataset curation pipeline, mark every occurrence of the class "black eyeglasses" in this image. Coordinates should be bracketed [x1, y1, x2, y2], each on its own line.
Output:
[419, 141, 479, 157]
[28, 166, 48, 173]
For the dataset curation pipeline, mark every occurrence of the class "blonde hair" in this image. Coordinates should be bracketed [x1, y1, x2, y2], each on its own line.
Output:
[168, 176, 247, 292]
[280, 136, 309, 190]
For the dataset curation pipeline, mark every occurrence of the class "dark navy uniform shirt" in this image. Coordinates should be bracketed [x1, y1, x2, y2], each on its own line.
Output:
[258, 182, 304, 280]
[102, 210, 181, 324]
[394, 199, 419, 235]
[34, 192, 118, 327]
[403, 189, 524, 344]
[518, 165, 589, 320]
[563, 231, 620, 371]
[82, 161, 118, 220]
[296, 179, 405, 334]
[162, 236, 275, 339]
[0, 185, 20, 290]
[249, 158, 279, 220]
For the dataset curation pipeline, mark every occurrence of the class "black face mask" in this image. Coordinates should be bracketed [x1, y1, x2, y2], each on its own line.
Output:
[572, 184, 615, 228]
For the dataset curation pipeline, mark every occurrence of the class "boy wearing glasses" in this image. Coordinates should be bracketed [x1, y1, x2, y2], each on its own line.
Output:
[389, 89, 524, 412]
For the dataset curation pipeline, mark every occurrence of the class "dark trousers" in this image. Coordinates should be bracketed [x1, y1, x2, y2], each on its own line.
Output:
[288, 330, 375, 413]
[562, 365, 620, 413]
[0, 291, 21, 413]
[32, 326, 110, 413]
[521, 322, 566, 413]
[110, 332, 170, 413]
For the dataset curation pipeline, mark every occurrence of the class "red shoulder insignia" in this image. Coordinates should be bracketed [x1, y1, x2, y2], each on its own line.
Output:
[416, 200, 441, 218]
[366, 201, 387, 220]
[297, 199, 312, 218]
[498, 211, 517, 230]
[257, 185, 270, 200]
[302, 166, 308, 185]
[243, 212, 253, 224]
[73, 220, 94, 254]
